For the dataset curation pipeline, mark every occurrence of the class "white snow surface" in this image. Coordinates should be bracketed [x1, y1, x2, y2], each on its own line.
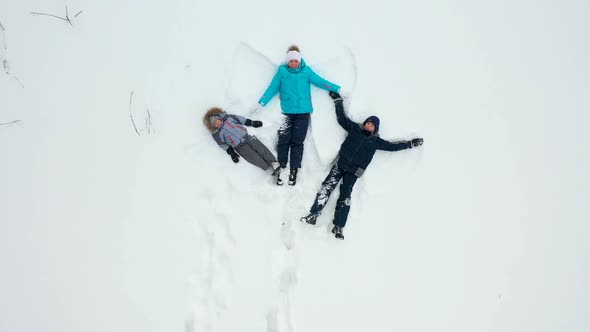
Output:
[1, 1, 590, 332]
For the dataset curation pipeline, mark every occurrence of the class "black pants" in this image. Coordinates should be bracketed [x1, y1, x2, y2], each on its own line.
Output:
[277, 113, 310, 169]
[309, 162, 358, 227]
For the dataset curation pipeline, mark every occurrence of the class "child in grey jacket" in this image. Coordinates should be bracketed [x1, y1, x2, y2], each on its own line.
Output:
[203, 107, 280, 175]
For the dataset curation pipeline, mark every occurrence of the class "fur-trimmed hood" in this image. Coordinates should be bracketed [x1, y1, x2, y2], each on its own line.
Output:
[203, 107, 225, 132]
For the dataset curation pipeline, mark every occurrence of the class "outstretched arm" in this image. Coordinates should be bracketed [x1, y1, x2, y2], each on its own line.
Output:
[225, 114, 262, 127]
[330, 92, 355, 132]
[309, 68, 341, 92]
[229, 113, 248, 125]
[375, 137, 424, 151]
[258, 70, 281, 106]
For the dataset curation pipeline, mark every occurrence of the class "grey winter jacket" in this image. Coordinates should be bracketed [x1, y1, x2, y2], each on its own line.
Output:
[211, 112, 250, 150]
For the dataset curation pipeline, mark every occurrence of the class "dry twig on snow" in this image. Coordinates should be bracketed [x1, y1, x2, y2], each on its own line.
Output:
[129, 91, 140, 136]
[30, 11, 69, 24]
[30, 4, 84, 26]
[128, 92, 156, 136]
[1, 20, 6, 54]
[11, 75, 24, 88]
[0, 22, 24, 88]
[145, 109, 154, 134]
[0, 120, 22, 127]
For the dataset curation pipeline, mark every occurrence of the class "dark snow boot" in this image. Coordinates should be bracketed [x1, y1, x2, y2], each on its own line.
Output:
[331, 225, 344, 240]
[276, 168, 284, 186]
[271, 163, 281, 176]
[300, 213, 318, 225]
[288, 167, 298, 186]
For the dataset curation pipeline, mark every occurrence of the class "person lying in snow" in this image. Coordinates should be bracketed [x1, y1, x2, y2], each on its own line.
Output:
[254, 45, 341, 186]
[300, 92, 424, 240]
[203, 107, 280, 175]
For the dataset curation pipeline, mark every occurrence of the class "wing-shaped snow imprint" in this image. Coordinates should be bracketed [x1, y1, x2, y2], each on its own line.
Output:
[227, 42, 359, 170]
[225, 42, 277, 116]
[308, 46, 358, 167]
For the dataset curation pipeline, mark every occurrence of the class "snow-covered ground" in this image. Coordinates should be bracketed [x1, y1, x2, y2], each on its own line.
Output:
[1, 1, 589, 332]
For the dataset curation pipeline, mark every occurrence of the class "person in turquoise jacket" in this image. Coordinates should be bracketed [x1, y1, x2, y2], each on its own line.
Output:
[256, 45, 341, 186]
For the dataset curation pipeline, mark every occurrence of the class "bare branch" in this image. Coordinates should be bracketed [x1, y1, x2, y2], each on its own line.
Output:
[65, 5, 73, 26]
[145, 109, 154, 134]
[0, 21, 8, 51]
[11, 75, 24, 88]
[31, 4, 83, 26]
[0, 23, 23, 88]
[0, 120, 21, 127]
[129, 91, 140, 136]
[30, 12, 68, 22]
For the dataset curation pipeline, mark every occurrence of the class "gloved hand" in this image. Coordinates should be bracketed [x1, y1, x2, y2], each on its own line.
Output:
[329, 91, 342, 100]
[409, 138, 424, 148]
[244, 119, 263, 127]
[226, 147, 240, 163]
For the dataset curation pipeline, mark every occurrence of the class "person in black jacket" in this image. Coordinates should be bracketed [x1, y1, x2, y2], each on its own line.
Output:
[300, 91, 424, 239]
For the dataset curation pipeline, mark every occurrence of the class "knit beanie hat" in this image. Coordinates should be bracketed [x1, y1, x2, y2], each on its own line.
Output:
[363, 116, 380, 133]
[286, 50, 302, 62]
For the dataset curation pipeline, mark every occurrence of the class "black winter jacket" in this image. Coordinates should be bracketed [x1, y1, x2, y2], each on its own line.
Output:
[334, 100, 410, 177]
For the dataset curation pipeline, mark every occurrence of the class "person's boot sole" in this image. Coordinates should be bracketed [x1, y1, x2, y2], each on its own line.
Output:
[300, 217, 316, 225]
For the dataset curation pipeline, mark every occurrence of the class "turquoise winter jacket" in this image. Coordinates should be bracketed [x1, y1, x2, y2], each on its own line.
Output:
[258, 59, 340, 114]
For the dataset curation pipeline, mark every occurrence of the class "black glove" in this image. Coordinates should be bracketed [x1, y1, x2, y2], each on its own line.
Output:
[226, 147, 240, 163]
[409, 138, 424, 148]
[329, 91, 342, 100]
[244, 119, 263, 128]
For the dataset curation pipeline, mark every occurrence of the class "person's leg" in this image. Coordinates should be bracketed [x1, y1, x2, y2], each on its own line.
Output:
[333, 172, 358, 228]
[309, 163, 344, 216]
[277, 115, 293, 168]
[248, 135, 278, 169]
[288, 113, 310, 169]
[234, 137, 269, 171]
